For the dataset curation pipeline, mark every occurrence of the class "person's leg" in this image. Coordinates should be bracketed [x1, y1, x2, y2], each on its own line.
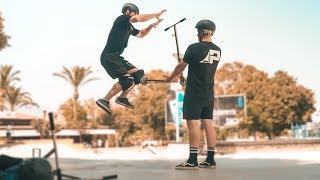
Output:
[98, 54, 137, 111]
[97, 53, 125, 113]
[97, 76, 131, 113]
[175, 119, 201, 170]
[199, 103, 217, 168]
[97, 75, 135, 113]
[103, 67, 139, 100]
[202, 119, 216, 163]
[115, 73, 136, 108]
[118, 84, 135, 98]
[175, 98, 202, 170]
[203, 119, 216, 148]
[118, 68, 138, 98]
[104, 82, 122, 101]
[186, 120, 201, 164]
[127, 68, 139, 74]
[116, 66, 145, 109]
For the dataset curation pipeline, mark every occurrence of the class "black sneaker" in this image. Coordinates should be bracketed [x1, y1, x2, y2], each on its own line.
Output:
[115, 97, 134, 109]
[175, 161, 199, 170]
[199, 160, 216, 169]
[96, 99, 112, 114]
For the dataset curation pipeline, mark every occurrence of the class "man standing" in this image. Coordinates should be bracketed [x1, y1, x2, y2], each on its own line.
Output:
[165, 19, 221, 170]
[96, 3, 166, 114]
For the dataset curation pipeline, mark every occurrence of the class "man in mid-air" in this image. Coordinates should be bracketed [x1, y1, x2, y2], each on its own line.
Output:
[97, 3, 166, 114]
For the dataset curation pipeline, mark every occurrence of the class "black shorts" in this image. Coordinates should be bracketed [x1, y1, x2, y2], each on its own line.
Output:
[183, 95, 214, 120]
[100, 52, 136, 79]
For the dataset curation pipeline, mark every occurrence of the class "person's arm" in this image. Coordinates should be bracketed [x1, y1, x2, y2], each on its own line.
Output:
[166, 60, 188, 82]
[166, 45, 194, 82]
[130, 9, 166, 23]
[135, 19, 163, 38]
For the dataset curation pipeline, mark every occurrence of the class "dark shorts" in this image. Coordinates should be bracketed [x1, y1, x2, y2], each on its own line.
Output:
[100, 52, 136, 79]
[183, 94, 214, 120]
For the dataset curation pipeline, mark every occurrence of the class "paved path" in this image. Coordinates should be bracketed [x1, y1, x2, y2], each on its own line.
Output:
[55, 157, 320, 180]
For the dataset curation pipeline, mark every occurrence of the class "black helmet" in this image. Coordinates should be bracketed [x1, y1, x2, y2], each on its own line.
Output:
[122, 3, 139, 14]
[195, 19, 216, 32]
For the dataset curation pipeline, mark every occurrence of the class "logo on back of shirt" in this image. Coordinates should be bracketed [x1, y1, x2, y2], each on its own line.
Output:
[199, 49, 221, 64]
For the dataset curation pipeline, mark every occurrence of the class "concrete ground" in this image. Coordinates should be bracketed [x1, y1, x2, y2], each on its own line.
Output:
[55, 157, 320, 180]
[2, 142, 320, 179]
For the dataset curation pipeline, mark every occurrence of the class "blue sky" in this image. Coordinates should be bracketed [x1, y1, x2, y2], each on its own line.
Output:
[0, 0, 320, 116]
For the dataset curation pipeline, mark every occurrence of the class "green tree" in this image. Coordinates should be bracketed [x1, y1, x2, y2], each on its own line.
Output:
[0, 65, 21, 110]
[59, 98, 87, 130]
[0, 12, 10, 51]
[215, 62, 245, 95]
[216, 62, 269, 139]
[111, 107, 141, 146]
[33, 111, 61, 139]
[33, 117, 51, 138]
[262, 71, 315, 138]
[109, 70, 170, 146]
[134, 70, 170, 140]
[53, 66, 98, 124]
[5, 86, 38, 111]
[216, 62, 315, 139]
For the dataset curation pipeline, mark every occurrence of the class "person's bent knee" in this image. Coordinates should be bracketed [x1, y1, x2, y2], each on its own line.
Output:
[119, 75, 134, 91]
[131, 69, 145, 84]
[127, 67, 139, 75]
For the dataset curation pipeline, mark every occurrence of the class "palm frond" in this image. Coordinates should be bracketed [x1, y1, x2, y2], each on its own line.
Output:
[53, 72, 73, 85]
[81, 77, 99, 87]
[4, 86, 38, 111]
[54, 66, 98, 100]
[0, 65, 21, 89]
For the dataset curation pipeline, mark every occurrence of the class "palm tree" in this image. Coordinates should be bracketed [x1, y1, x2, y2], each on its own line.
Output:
[5, 86, 38, 111]
[1, 12, 10, 51]
[0, 65, 21, 110]
[53, 66, 98, 124]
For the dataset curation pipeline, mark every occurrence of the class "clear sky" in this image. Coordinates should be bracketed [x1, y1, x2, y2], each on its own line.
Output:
[0, 0, 320, 115]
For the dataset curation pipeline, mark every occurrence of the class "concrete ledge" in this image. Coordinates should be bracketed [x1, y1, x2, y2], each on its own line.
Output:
[216, 139, 320, 154]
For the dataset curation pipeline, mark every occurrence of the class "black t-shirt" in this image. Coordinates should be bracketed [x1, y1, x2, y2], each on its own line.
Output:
[103, 15, 140, 54]
[183, 41, 221, 101]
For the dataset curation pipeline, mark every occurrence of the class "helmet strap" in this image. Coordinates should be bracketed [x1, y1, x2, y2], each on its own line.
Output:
[124, 9, 130, 15]
[197, 29, 213, 41]
[124, 9, 138, 16]
[197, 29, 204, 38]
[203, 29, 213, 36]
